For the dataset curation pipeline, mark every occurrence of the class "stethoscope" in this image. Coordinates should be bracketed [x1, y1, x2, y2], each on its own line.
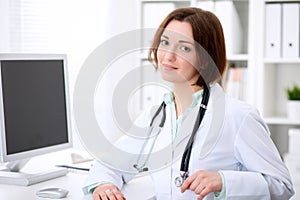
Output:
[133, 83, 210, 187]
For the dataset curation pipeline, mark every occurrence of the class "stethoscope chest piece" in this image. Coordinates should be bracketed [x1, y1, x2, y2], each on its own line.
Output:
[174, 171, 189, 187]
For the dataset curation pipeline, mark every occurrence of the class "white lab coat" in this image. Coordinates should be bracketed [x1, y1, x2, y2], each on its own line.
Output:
[84, 84, 294, 200]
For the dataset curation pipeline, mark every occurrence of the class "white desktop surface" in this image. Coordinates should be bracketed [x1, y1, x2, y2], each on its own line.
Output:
[0, 149, 155, 200]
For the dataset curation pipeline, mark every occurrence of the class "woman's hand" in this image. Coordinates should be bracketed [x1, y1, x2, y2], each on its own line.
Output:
[93, 184, 126, 200]
[181, 170, 222, 200]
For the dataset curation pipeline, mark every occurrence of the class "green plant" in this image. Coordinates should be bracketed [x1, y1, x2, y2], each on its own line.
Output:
[286, 85, 300, 100]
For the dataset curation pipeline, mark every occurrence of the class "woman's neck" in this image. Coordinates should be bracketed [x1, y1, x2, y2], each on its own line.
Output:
[173, 83, 202, 118]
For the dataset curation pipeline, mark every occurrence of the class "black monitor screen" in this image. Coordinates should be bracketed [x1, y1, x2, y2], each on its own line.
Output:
[1, 60, 69, 155]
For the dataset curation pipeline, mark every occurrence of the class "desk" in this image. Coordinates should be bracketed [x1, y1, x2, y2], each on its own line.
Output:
[0, 171, 155, 200]
[0, 149, 155, 200]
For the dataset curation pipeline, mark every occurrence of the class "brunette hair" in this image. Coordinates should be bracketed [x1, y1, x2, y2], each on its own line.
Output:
[148, 7, 226, 86]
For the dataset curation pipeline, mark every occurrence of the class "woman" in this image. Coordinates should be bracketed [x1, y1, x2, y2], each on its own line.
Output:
[84, 7, 294, 200]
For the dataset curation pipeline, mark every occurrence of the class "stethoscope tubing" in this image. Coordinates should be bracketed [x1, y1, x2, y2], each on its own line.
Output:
[134, 84, 210, 188]
[180, 84, 210, 173]
[134, 102, 166, 172]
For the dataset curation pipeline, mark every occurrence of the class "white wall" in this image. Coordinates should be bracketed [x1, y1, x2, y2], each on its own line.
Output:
[104, 0, 138, 38]
[64, 0, 139, 149]
[68, 0, 139, 149]
[0, 0, 10, 52]
[0, 0, 138, 151]
[93, 0, 141, 143]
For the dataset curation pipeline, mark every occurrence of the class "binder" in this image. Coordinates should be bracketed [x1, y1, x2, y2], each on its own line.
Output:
[282, 3, 300, 58]
[265, 3, 282, 58]
[214, 1, 242, 55]
[288, 128, 300, 155]
[225, 67, 247, 100]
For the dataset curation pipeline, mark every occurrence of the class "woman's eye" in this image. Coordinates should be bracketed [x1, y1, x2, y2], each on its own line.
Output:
[160, 39, 169, 46]
[181, 46, 191, 52]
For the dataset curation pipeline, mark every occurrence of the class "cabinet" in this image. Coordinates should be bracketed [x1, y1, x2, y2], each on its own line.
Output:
[137, 0, 300, 155]
[256, 0, 300, 156]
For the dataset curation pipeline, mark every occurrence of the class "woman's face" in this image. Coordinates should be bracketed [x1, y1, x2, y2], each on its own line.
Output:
[157, 20, 199, 85]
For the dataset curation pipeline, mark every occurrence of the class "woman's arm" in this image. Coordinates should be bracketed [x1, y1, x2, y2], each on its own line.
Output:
[223, 110, 294, 199]
[82, 161, 125, 196]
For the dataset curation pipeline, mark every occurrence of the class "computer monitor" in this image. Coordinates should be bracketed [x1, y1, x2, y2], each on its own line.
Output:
[0, 53, 72, 186]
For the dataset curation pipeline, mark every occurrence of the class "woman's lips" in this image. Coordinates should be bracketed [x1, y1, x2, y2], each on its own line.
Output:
[162, 64, 178, 71]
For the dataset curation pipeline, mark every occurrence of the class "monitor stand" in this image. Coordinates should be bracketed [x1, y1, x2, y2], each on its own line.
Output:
[0, 159, 68, 186]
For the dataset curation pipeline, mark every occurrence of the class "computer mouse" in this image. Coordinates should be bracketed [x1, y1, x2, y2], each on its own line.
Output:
[36, 187, 69, 199]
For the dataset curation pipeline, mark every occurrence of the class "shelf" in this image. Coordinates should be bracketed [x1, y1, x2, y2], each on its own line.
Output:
[141, 0, 190, 2]
[195, 0, 249, 2]
[264, 58, 300, 64]
[227, 54, 249, 61]
[265, 0, 300, 3]
[264, 116, 300, 125]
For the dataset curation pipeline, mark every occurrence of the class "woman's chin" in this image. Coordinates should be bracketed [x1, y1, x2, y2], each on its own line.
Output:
[160, 74, 186, 84]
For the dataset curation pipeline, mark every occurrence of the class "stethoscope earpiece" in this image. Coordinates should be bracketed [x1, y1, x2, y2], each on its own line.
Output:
[133, 164, 149, 172]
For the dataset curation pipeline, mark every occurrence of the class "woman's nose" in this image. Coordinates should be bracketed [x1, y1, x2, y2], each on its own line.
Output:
[164, 49, 176, 62]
